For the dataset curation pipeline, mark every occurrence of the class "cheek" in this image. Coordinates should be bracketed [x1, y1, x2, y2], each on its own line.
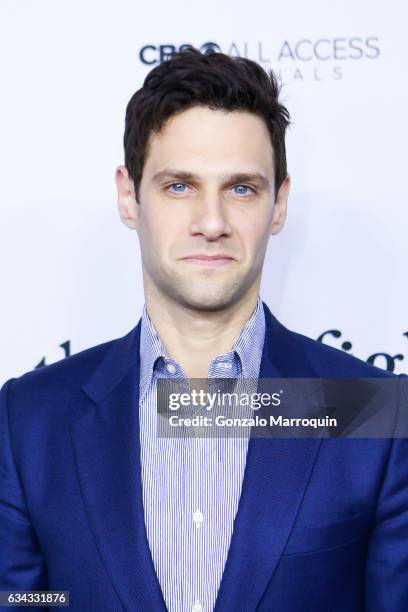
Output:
[139, 204, 185, 253]
[237, 216, 271, 255]
[138, 199, 164, 236]
[234, 199, 274, 238]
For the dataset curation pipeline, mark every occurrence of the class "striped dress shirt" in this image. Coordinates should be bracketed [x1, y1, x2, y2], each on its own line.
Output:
[138, 297, 266, 612]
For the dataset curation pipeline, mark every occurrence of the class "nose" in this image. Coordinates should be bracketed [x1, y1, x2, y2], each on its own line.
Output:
[189, 192, 232, 241]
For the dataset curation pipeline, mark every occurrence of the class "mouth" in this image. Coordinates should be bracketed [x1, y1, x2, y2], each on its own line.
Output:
[180, 255, 234, 267]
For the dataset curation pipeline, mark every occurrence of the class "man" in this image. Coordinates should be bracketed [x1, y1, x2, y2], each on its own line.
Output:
[0, 48, 407, 612]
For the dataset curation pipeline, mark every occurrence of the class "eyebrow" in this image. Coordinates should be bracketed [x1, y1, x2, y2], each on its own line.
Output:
[151, 169, 271, 190]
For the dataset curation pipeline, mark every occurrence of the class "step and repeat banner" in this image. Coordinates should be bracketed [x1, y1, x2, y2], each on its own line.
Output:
[1, 0, 407, 383]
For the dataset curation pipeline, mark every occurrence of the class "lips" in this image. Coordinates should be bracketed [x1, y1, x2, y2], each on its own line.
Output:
[180, 254, 234, 266]
[182, 255, 233, 260]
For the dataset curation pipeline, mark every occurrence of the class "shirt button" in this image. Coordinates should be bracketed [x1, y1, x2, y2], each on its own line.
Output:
[192, 600, 203, 612]
[166, 363, 177, 374]
[218, 361, 232, 369]
[192, 509, 204, 526]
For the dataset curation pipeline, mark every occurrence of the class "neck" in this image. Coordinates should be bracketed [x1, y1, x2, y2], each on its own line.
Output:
[144, 283, 260, 378]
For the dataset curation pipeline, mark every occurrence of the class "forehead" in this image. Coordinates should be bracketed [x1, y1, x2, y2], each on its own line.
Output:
[144, 106, 274, 177]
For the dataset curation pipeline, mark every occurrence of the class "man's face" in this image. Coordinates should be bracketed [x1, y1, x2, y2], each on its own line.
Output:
[116, 106, 289, 311]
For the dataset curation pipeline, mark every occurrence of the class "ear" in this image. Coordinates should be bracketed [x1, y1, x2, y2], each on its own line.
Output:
[270, 175, 290, 235]
[115, 165, 139, 230]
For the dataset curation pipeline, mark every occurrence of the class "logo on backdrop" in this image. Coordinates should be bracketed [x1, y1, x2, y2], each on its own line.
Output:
[35, 330, 408, 373]
[316, 330, 408, 373]
[138, 37, 380, 82]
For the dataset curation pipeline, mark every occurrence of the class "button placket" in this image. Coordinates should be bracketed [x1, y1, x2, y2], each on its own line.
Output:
[192, 508, 204, 528]
[189, 437, 207, 610]
[166, 362, 177, 374]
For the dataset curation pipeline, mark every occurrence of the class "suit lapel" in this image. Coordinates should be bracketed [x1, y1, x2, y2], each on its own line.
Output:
[71, 303, 323, 612]
[71, 323, 167, 612]
[213, 304, 323, 611]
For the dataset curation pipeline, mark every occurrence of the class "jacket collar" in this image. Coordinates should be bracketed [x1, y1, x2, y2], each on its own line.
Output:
[74, 302, 322, 612]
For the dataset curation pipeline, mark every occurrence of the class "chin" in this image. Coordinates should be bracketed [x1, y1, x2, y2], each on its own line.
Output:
[184, 298, 230, 312]
[157, 269, 255, 311]
[176, 285, 247, 312]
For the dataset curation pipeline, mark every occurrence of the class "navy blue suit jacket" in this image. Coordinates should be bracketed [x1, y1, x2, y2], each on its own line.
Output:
[1, 303, 407, 611]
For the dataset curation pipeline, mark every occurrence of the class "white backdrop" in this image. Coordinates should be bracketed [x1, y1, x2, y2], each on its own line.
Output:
[1, 0, 407, 384]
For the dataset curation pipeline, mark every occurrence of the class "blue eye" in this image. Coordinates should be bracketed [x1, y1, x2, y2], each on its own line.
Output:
[233, 184, 254, 196]
[168, 182, 188, 193]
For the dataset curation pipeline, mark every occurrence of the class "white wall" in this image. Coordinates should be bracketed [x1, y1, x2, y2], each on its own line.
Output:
[1, 0, 407, 382]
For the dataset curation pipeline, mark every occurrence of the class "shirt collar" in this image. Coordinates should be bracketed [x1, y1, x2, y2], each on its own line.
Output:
[139, 305, 168, 402]
[139, 296, 265, 402]
[232, 296, 265, 379]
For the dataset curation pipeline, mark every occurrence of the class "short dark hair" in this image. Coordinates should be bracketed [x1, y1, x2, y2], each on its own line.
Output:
[124, 47, 290, 201]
